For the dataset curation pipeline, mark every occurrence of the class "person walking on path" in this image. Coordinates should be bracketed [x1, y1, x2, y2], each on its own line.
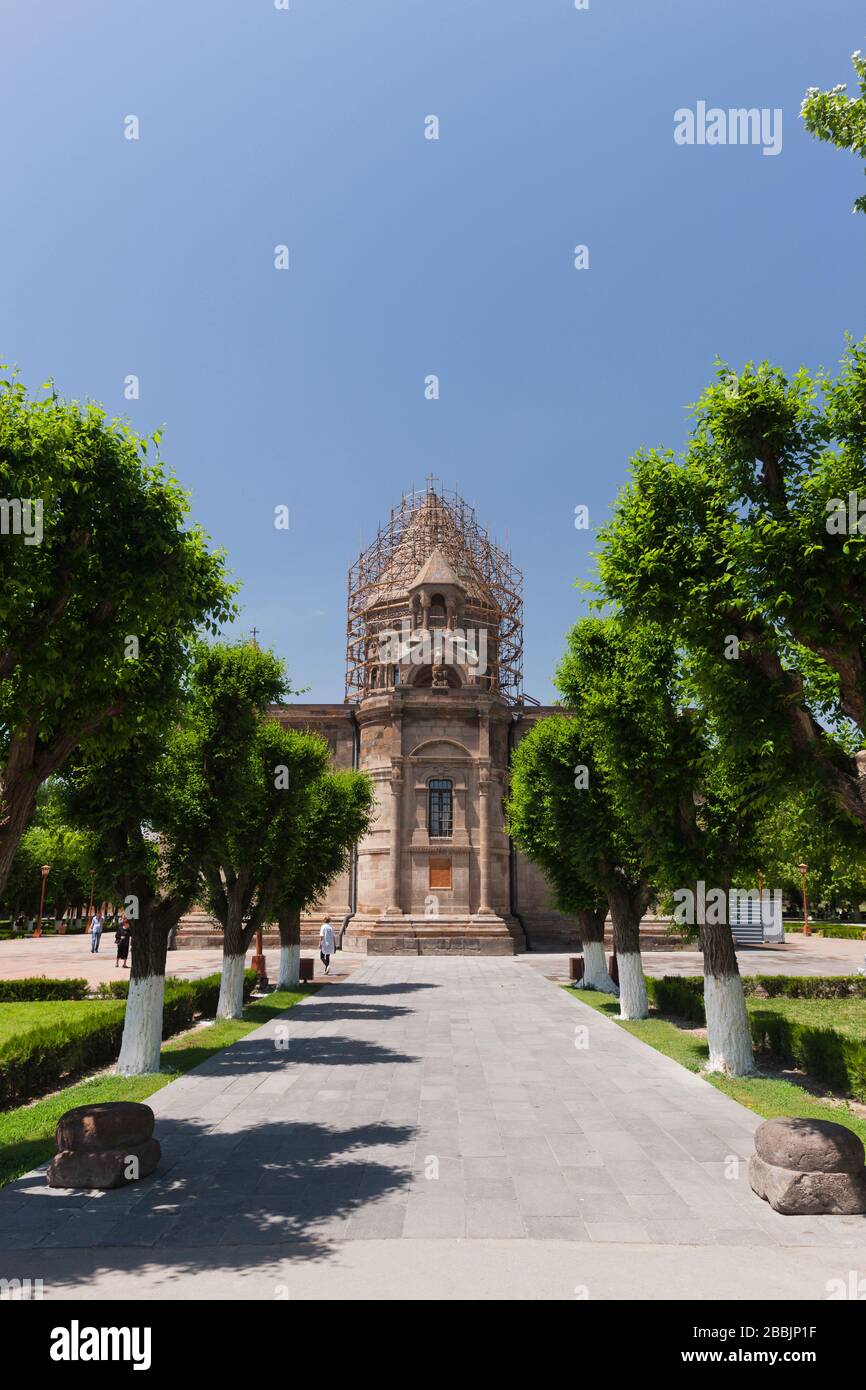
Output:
[89, 911, 103, 954]
[319, 917, 335, 975]
[114, 914, 131, 969]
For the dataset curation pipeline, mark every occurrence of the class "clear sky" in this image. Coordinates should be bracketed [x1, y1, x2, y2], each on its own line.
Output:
[1, 0, 863, 702]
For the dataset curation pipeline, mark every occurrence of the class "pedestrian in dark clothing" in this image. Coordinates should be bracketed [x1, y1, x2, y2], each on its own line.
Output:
[115, 915, 131, 968]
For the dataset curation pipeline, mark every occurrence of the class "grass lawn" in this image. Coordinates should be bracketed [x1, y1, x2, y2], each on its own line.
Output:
[747, 995, 866, 1038]
[0, 1000, 124, 1047]
[0, 986, 318, 1188]
[565, 986, 866, 1147]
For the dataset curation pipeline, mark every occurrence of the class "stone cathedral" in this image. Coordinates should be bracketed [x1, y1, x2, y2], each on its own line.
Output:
[276, 481, 579, 955]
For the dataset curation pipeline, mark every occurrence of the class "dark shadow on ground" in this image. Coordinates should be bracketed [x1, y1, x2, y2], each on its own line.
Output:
[0, 1116, 418, 1285]
[319, 981, 439, 997]
[184, 1032, 417, 1079]
[280, 1002, 414, 1023]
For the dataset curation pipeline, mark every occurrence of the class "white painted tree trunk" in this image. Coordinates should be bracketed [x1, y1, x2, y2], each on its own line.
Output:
[216, 952, 246, 1020]
[277, 943, 300, 991]
[582, 939, 618, 994]
[116, 974, 166, 1075]
[617, 951, 648, 1019]
[704, 972, 755, 1075]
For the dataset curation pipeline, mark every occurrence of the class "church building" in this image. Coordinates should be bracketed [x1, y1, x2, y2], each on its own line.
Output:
[276, 481, 579, 955]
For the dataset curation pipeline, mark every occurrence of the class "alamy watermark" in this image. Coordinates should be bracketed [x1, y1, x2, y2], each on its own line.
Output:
[0, 497, 43, 545]
[826, 492, 866, 535]
[1, 1277, 44, 1300]
[674, 102, 782, 157]
[375, 620, 488, 676]
[673, 883, 782, 927]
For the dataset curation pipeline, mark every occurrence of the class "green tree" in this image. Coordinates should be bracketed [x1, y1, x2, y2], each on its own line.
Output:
[64, 640, 293, 1072]
[272, 770, 376, 989]
[201, 718, 330, 1018]
[802, 49, 866, 214]
[4, 782, 97, 924]
[596, 344, 866, 841]
[0, 373, 235, 896]
[65, 724, 206, 1073]
[507, 716, 623, 997]
[757, 781, 866, 919]
[555, 617, 759, 1072]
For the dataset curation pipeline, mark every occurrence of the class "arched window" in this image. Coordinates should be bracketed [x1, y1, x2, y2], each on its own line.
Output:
[428, 778, 453, 838]
[429, 593, 447, 627]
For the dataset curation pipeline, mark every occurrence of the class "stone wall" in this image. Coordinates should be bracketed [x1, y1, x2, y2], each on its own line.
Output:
[274, 694, 582, 953]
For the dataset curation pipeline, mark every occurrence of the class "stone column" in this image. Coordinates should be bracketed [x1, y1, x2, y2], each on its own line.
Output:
[386, 765, 403, 915]
[477, 770, 493, 915]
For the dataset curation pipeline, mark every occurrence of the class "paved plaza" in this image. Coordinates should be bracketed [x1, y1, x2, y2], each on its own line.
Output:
[1, 957, 864, 1299]
[2, 926, 863, 991]
[0, 934, 365, 989]
[523, 931, 866, 983]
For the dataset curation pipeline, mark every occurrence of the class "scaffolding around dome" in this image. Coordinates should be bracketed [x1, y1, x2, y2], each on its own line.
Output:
[345, 478, 524, 704]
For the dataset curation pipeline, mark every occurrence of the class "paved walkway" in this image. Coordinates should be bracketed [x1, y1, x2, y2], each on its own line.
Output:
[1, 959, 864, 1300]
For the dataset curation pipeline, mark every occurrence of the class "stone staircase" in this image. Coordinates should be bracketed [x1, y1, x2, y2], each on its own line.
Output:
[175, 908, 683, 955]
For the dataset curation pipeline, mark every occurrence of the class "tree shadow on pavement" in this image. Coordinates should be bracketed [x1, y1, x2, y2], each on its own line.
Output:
[0, 1116, 419, 1290]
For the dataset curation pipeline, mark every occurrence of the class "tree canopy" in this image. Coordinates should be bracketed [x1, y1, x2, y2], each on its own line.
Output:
[802, 49, 866, 214]
[0, 373, 236, 895]
[595, 344, 866, 837]
[272, 769, 375, 921]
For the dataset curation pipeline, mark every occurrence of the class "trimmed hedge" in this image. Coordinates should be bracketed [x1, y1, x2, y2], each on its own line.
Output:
[0, 1004, 125, 1108]
[646, 975, 706, 1023]
[0, 969, 257, 1108]
[647, 973, 866, 1020]
[0, 977, 89, 1002]
[749, 1007, 866, 1103]
[644, 973, 866, 1101]
[748, 974, 866, 1000]
[93, 973, 254, 1009]
[785, 924, 866, 940]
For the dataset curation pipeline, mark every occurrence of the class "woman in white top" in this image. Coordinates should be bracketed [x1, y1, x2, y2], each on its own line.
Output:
[319, 917, 336, 975]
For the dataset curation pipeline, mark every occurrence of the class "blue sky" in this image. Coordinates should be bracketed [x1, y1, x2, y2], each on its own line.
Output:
[1, 0, 863, 702]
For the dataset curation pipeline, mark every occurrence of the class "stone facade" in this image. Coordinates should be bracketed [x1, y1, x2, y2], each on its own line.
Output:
[277, 691, 571, 954]
[273, 485, 581, 955]
[179, 484, 582, 956]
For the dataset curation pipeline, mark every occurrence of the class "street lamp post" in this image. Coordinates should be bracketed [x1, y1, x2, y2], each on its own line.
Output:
[798, 861, 811, 937]
[757, 871, 764, 919]
[35, 864, 51, 939]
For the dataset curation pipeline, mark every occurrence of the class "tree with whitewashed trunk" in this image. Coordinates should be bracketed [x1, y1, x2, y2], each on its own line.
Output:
[506, 714, 652, 1009]
[62, 727, 203, 1076]
[63, 641, 297, 1073]
[594, 337, 866, 1068]
[199, 717, 331, 1020]
[270, 770, 375, 989]
[121, 642, 305, 1059]
[558, 618, 762, 1071]
[0, 372, 235, 899]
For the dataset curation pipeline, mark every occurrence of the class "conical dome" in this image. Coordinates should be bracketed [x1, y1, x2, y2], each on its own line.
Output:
[346, 481, 523, 703]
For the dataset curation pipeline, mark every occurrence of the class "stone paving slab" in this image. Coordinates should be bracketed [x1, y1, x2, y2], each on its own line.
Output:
[0, 934, 366, 988]
[0, 957, 864, 1298]
[521, 932, 866, 981]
